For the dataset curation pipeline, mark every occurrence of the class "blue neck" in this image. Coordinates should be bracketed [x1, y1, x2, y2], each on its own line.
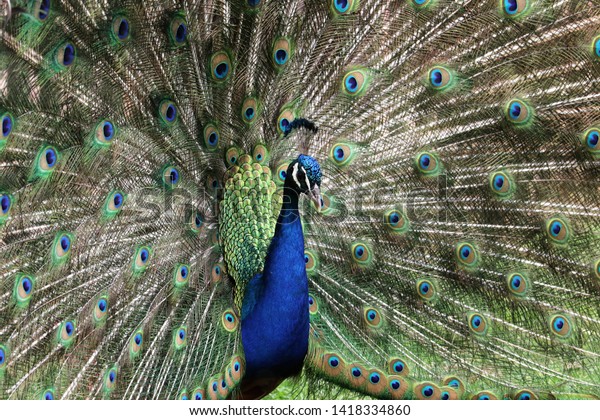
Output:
[241, 185, 310, 381]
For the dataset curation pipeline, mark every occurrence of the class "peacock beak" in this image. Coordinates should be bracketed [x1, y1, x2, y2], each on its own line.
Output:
[309, 184, 322, 211]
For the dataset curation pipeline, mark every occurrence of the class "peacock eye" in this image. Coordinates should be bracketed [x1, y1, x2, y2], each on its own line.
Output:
[272, 37, 292, 68]
[1, 113, 13, 139]
[331, 0, 359, 14]
[428, 66, 453, 90]
[253, 144, 269, 163]
[369, 372, 380, 384]
[545, 217, 570, 244]
[594, 36, 600, 58]
[467, 312, 489, 336]
[133, 246, 152, 272]
[456, 241, 479, 268]
[416, 279, 437, 301]
[44, 390, 54, 400]
[33, 0, 51, 21]
[342, 69, 369, 96]
[159, 100, 177, 125]
[112, 16, 130, 41]
[502, 0, 529, 17]
[59, 320, 76, 346]
[549, 314, 573, 338]
[56, 42, 76, 67]
[241, 97, 259, 123]
[174, 264, 190, 287]
[169, 16, 188, 46]
[412, 0, 433, 7]
[584, 128, 600, 153]
[506, 99, 532, 125]
[351, 242, 372, 265]
[210, 52, 232, 81]
[0, 194, 12, 217]
[162, 165, 180, 187]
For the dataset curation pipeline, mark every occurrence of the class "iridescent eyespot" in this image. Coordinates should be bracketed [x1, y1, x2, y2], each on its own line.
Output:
[473, 391, 498, 400]
[331, 0, 359, 14]
[443, 377, 465, 395]
[241, 97, 259, 124]
[514, 389, 537, 400]
[203, 123, 220, 151]
[14, 274, 35, 308]
[388, 358, 409, 376]
[351, 242, 372, 265]
[328, 356, 340, 368]
[169, 15, 188, 46]
[0, 345, 6, 371]
[411, 0, 433, 8]
[93, 120, 115, 146]
[253, 144, 269, 164]
[130, 330, 143, 358]
[35, 145, 59, 177]
[33, 0, 51, 21]
[272, 37, 292, 68]
[103, 366, 118, 393]
[222, 310, 238, 332]
[388, 376, 409, 399]
[489, 170, 514, 197]
[173, 326, 187, 349]
[502, 0, 529, 17]
[506, 99, 532, 125]
[384, 209, 409, 234]
[582, 128, 600, 155]
[159, 100, 177, 125]
[191, 211, 203, 232]
[56, 42, 76, 67]
[415, 382, 440, 400]
[193, 389, 204, 400]
[277, 108, 296, 135]
[0, 193, 12, 222]
[162, 165, 180, 187]
[103, 190, 125, 219]
[415, 151, 441, 176]
[594, 36, 600, 58]
[363, 307, 383, 328]
[112, 16, 130, 42]
[304, 250, 318, 273]
[467, 312, 489, 336]
[456, 241, 479, 268]
[172, 263, 190, 288]
[58, 320, 76, 347]
[342, 69, 369, 96]
[53, 232, 74, 264]
[211, 263, 224, 284]
[133, 246, 151, 272]
[1, 113, 13, 140]
[549, 313, 573, 338]
[506, 272, 530, 297]
[227, 355, 244, 385]
[210, 51, 232, 81]
[179, 390, 189, 400]
[225, 147, 240, 167]
[416, 279, 437, 302]
[545, 216, 570, 244]
[594, 259, 600, 281]
[274, 162, 290, 185]
[94, 295, 109, 325]
[329, 142, 356, 168]
[42, 389, 54, 400]
[428, 66, 453, 90]
[308, 294, 318, 315]
[247, 0, 261, 9]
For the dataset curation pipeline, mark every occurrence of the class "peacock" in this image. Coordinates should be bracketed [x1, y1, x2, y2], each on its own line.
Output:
[0, 0, 599, 401]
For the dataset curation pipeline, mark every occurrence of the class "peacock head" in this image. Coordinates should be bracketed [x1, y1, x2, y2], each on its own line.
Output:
[287, 155, 322, 210]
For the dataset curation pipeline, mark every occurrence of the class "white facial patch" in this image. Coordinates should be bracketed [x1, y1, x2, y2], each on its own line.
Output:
[291, 162, 302, 189]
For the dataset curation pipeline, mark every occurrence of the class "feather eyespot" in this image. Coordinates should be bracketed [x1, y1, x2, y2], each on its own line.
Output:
[253, 144, 269, 164]
[247, 0, 261, 8]
[411, 0, 433, 8]
[174, 264, 190, 288]
[14, 274, 35, 308]
[416, 279, 437, 302]
[103, 190, 125, 218]
[210, 52, 232, 81]
[272, 37, 292, 68]
[594, 259, 600, 281]
[456, 241, 479, 268]
[443, 377, 465, 395]
[104, 366, 118, 392]
[384, 209, 409, 234]
[225, 147, 240, 167]
[159, 100, 177, 125]
[203, 123, 220, 151]
[33, 0, 51, 21]
[363, 307, 383, 328]
[473, 391, 498, 400]
[415, 382, 441, 400]
[55, 42, 76, 68]
[169, 15, 188, 46]
[35, 146, 59, 177]
[329, 142, 356, 168]
[428, 66, 453, 90]
[190, 211, 203, 232]
[331, 0, 359, 14]
[133, 246, 151, 272]
[304, 250, 318, 273]
[53, 232, 74, 264]
[342, 69, 369, 96]
[1, 113, 13, 140]
[274, 162, 289, 185]
[351, 242, 372, 265]
[211, 263, 223, 284]
[93, 120, 115, 146]
[388, 358, 409, 376]
[93, 295, 109, 325]
[0, 345, 6, 371]
[467, 312, 489, 336]
[415, 152, 441, 176]
[514, 389, 537, 400]
[389, 376, 409, 399]
[582, 128, 600, 156]
[162, 165, 180, 187]
[545, 217, 570, 244]
[112, 16, 130, 41]
[277, 108, 296, 135]
[594, 36, 600, 58]
[489, 170, 514, 197]
[222, 310, 238, 332]
[193, 389, 204, 400]
[502, 0, 529, 17]
[173, 326, 187, 349]
[58, 320, 76, 347]
[42, 389, 54, 400]
[129, 330, 143, 358]
[506, 99, 532, 125]
[308, 294, 318, 315]
[506, 272, 530, 297]
[549, 314, 573, 338]
[241, 97, 259, 124]
[0, 193, 13, 222]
